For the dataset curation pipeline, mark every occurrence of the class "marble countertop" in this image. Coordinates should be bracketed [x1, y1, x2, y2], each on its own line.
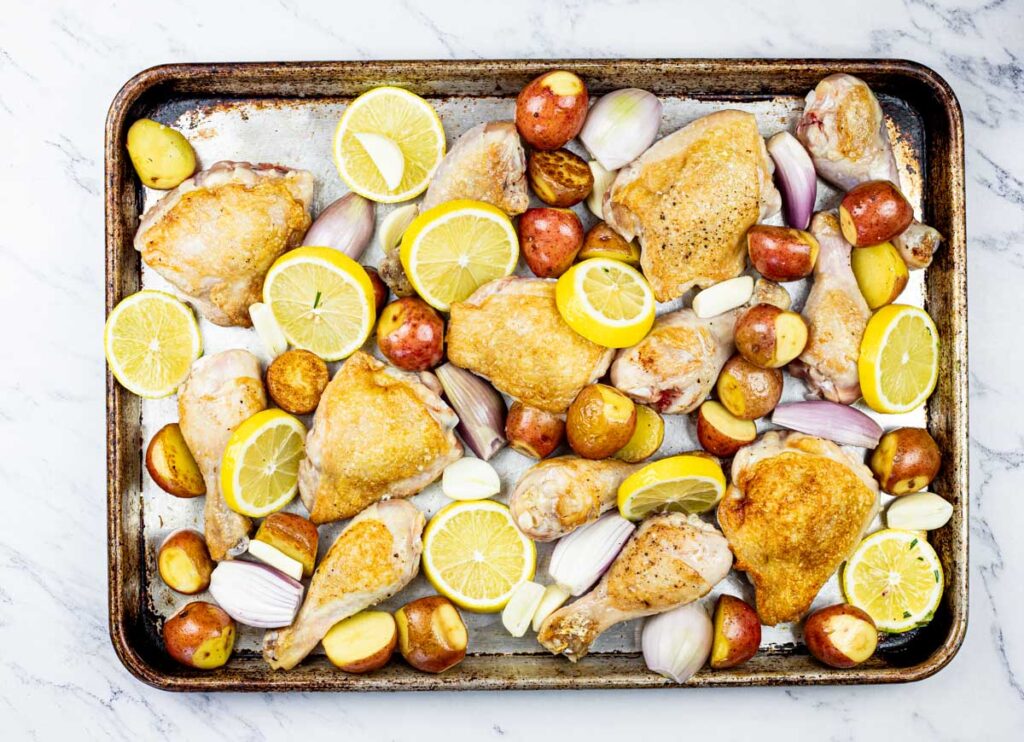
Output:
[2, 0, 1022, 738]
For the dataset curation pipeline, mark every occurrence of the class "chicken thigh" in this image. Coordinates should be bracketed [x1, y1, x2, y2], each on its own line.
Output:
[789, 212, 870, 404]
[135, 161, 314, 327]
[538, 513, 731, 661]
[177, 350, 267, 561]
[263, 499, 425, 670]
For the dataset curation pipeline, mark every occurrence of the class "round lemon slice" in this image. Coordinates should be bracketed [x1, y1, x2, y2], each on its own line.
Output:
[262, 246, 376, 361]
[841, 529, 944, 633]
[220, 409, 306, 518]
[859, 304, 939, 414]
[422, 500, 536, 612]
[103, 290, 202, 398]
[555, 258, 655, 348]
[333, 86, 445, 203]
[617, 454, 727, 521]
[400, 199, 519, 311]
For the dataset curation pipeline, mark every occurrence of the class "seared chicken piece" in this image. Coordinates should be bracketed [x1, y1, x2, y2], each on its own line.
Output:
[135, 161, 314, 327]
[789, 212, 870, 404]
[605, 110, 780, 301]
[298, 351, 461, 524]
[718, 431, 879, 625]
[538, 513, 731, 661]
[177, 350, 267, 561]
[263, 500, 425, 670]
[447, 277, 615, 413]
[509, 457, 638, 541]
[422, 121, 528, 215]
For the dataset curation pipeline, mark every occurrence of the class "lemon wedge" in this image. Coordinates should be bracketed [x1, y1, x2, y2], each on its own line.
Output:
[859, 304, 939, 413]
[220, 409, 306, 518]
[333, 86, 445, 203]
[617, 454, 727, 520]
[103, 290, 202, 398]
[400, 199, 519, 311]
[555, 258, 655, 348]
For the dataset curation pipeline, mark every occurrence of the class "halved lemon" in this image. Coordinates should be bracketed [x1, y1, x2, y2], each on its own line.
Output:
[841, 529, 944, 633]
[859, 304, 939, 414]
[555, 258, 655, 348]
[422, 500, 536, 612]
[103, 290, 202, 398]
[617, 454, 727, 520]
[400, 199, 519, 311]
[221, 409, 306, 518]
[333, 86, 445, 203]
[262, 247, 375, 361]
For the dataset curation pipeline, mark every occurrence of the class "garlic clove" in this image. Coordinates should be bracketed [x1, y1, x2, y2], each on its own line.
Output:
[587, 161, 617, 220]
[501, 581, 546, 637]
[247, 539, 304, 581]
[692, 276, 754, 318]
[248, 302, 289, 358]
[886, 492, 953, 531]
[354, 133, 405, 192]
[531, 583, 571, 632]
[441, 457, 501, 501]
[378, 203, 419, 255]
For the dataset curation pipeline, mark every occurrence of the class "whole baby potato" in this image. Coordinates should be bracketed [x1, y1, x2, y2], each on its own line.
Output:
[528, 149, 594, 207]
[803, 604, 878, 669]
[614, 405, 664, 463]
[158, 529, 214, 594]
[395, 596, 468, 673]
[710, 594, 761, 669]
[715, 355, 784, 420]
[746, 225, 820, 282]
[163, 601, 236, 669]
[515, 70, 589, 150]
[146, 423, 206, 498]
[519, 207, 584, 278]
[734, 304, 808, 369]
[870, 427, 941, 495]
[505, 401, 566, 459]
[255, 512, 319, 578]
[377, 297, 445, 371]
[566, 384, 637, 459]
[126, 118, 197, 190]
[839, 180, 914, 247]
[266, 349, 329, 415]
[578, 222, 641, 267]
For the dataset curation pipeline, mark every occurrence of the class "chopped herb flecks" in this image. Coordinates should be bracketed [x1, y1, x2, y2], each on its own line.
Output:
[910, 538, 919, 549]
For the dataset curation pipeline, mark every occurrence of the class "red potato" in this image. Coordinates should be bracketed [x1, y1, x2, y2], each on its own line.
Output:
[146, 423, 206, 498]
[715, 355, 784, 420]
[614, 405, 664, 463]
[395, 596, 468, 673]
[734, 303, 808, 369]
[803, 604, 878, 669]
[711, 595, 762, 669]
[519, 207, 584, 278]
[869, 427, 941, 495]
[839, 180, 914, 247]
[377, 297, 445, 371]
[850, 241, 908, 309]
[505, 401, 565, 459]
[746, 225, 820, 282]
[566, 384, 637, 459]
[515, 70, 589, 150]
[157, 529, 214, 595]
[696, 401, 757, 457]
[363, 266, 389, 312]
[578, 222, 641, 267]
[528, 149, 594, 207]
[323, 611, 397, 673]
[163, 602, 236, 669]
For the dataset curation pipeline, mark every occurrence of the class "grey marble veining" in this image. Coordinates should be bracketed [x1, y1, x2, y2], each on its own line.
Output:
[1, 0, 1022, 739]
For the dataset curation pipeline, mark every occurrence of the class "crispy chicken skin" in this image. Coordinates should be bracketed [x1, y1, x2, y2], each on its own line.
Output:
[135, 161, 314, 327]
[538, 513, 731, 661]
[263, 500, 425, 670]
[298, 352, 462, 524]
[717, 431, 879, 625]
[605, 110, 780, 301]
[446, 277, 615, 413]
[177, 350, 267, 561]
[421, 121, 529, 215]
[509, 457, 638, 541]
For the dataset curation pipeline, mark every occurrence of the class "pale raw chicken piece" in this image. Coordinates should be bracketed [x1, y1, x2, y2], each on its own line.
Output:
[421, 121, 528, 215]
[263, 500, 425, 670]
[177, 350, 267, 561]
[538, 513, 731, 661]
[509, 457, 639, 542]
[446, 277, 615, 413]
[605, 110, 780, 301]
[790, 212, 871, 404]
[298, 351, 462, 524]
[135, 161, 314, 327]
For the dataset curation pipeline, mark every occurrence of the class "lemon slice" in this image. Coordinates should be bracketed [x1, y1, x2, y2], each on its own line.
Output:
[103, 290, 202, 398]
[400, 199, 519, 311]
[220, 409, 306, 518]
[617, 454, 727, 520]
[842, 529, 944, 633]
[555, 258, 655, 348]
[859, 304, 939, 414]
[422, 500, 536, 612]
[333, 86, 445, 203]
[262, 246, 375, 361]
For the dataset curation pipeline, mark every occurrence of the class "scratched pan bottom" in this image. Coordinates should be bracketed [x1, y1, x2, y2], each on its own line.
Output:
[105, 60, 967, 691]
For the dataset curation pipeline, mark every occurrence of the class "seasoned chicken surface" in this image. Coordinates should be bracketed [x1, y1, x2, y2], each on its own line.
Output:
[790, 212, 870, 404]
[135, 161, 314, 327]
[509, 457, 638, 541]
[263, 500, 425, 670]
[422, 121, 528, 215]
[718, 432, 879, 625]
[446, 277, 615, 413]
[605, 110, 780, 301]
[298, 351, 462, 524]
[538, 513, 731, 661]
[177, 350, 267, 561]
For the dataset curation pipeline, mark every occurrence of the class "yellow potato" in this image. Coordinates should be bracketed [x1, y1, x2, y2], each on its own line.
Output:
[851, 241, 909, 309]
[126, 119, 196, 189]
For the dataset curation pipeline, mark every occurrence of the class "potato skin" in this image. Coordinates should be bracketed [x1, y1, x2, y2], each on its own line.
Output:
[746, 225, 819, 282]
[528, 149, 594, 207]
[395, 596, 468, 673]
[505, 401, 565, 459]
[696, 401, 757, 458]
[515, 71, 589, 150]
[715, 355, 784, 420]
[804, 604, 878, 668]
[566, 384, 637, 459]
[158, 529, 214, 594]
[519, 207, 584, 278]
[254, 512, 319, 578]
[323, 611, 397, 673]
[711, 595, 761, 669]
[376, 297, 445, 371]
[163, 602, 235, 669]
[266, 349, 329, 415]
[146, 423, 206, 498]
[578, 222, 641, 266]
[870, 427, 941, 495]
[839, 180, 914, 247]
[734, 304, 808, 369]
[126, 118, 196, 189]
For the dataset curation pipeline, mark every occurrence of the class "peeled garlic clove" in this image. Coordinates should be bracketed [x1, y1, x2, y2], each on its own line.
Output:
[354, 132, 405, 192]
[247, 539, 304, 581]
[249, 302, 288, 358]
[587, 160, 617, 220]
[378, 203, 419, 255]
[531, 583, 571, 632]
[441, 457, 501, 501]
[886, 492, 953, 531]
[501, 581, 546, 637]
[692, 276, 754, 318]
